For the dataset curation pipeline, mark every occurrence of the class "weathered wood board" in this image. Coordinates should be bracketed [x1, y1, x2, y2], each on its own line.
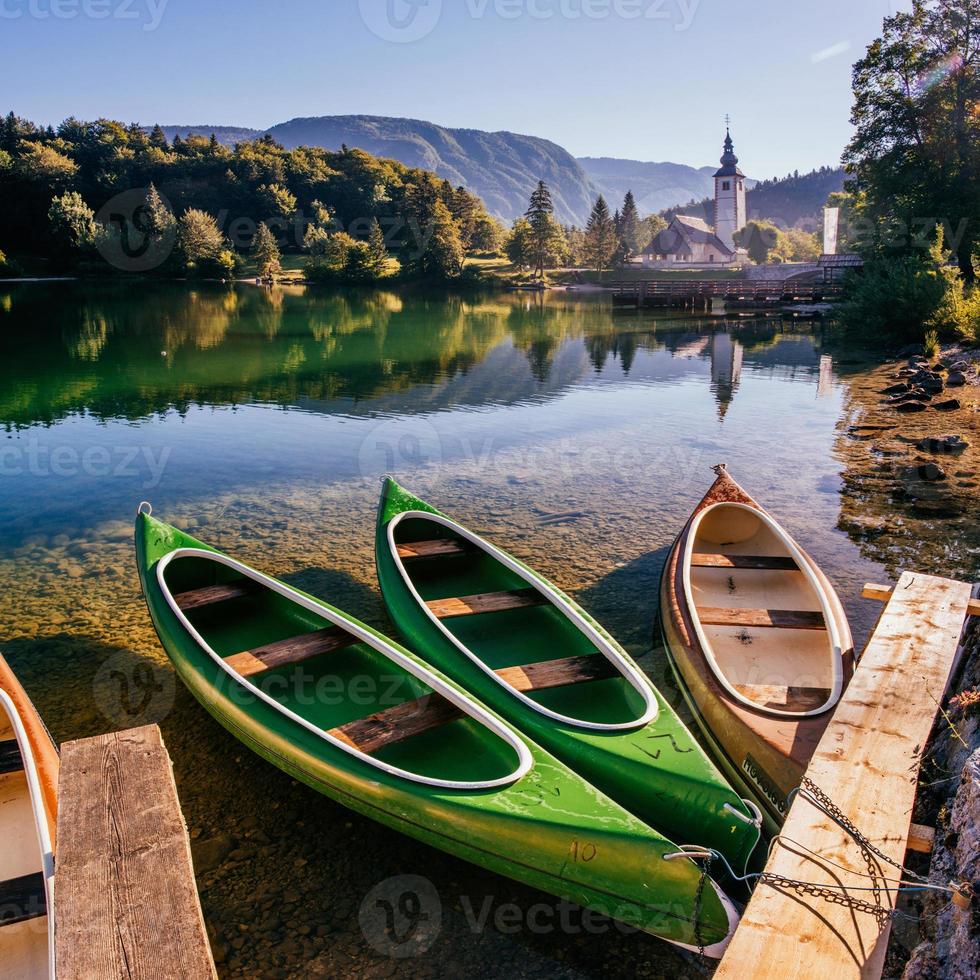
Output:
[716, 571, 973, 978]
[55, 725, 216, 979]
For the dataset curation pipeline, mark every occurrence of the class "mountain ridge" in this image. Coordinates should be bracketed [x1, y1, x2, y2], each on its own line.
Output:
[156, 116, 841, 228]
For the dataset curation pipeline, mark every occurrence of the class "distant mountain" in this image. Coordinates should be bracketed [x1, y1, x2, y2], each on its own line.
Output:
[159, 125, 262, 145]
[578, 157, 718, 216]
[157, 117, 843, 229]
[664, 166, 846, 229]
[161, 116, 599, 226]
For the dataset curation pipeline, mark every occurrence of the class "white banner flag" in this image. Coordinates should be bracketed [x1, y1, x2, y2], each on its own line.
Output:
[824, 207, 840, 256]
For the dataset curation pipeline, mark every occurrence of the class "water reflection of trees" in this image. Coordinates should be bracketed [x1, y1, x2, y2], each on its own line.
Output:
[0, 283, 832, 429]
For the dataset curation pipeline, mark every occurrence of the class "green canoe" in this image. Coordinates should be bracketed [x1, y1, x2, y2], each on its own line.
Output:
[135, 508, 740, 955]
[375, 479, 762, 873]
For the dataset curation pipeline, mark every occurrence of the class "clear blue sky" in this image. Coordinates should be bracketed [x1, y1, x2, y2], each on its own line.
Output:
[1, 0, 910, 177]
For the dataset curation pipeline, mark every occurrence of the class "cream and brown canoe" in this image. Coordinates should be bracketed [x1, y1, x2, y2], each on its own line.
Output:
[658, 466, 854, 834]
[0, 653, 59, 979]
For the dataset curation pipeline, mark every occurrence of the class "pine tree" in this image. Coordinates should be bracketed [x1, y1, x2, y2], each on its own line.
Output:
[620, 190, 640, 257]
[143, 184, 176, 240]
[148, 124, 168, 150]
[583, 195, 617, 277]
[252, 222, 281, 280]
[367, 217, 389, 277]
[525, 180, 556, 278]
[208, 133, 220, 156]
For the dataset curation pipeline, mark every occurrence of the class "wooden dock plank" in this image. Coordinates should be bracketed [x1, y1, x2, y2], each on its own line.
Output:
[716, 572, 973, 979]
[55, 725, 216, 979]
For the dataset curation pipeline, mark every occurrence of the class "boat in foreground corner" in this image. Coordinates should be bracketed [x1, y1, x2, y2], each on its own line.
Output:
[135, 506, 740, 956]
[659, 465, 854, 835]
[375, 477, 762, 874]
[0, 654, 58, 980]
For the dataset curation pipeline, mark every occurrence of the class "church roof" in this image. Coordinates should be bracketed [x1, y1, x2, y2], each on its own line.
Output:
[641, 214, 734, 257]
[673, 214, 714, 235]
[713, 129, 744, 178]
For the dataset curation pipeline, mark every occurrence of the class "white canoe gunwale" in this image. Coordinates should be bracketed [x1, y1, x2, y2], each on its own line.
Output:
[0, 688, 55, 980]
[681, 501, 845, 719]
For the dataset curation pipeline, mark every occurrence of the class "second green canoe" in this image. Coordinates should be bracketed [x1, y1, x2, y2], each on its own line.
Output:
[375, 478, 763, 873]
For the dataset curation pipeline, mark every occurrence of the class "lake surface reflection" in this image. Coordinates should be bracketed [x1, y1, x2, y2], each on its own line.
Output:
[0, 281, 896, 978]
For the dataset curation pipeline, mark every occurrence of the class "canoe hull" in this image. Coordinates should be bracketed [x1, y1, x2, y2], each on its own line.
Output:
[375, 479, 762, 873]
[0, 654, 58, 980]
[659, 469, 854, 834]
[136, 513, 738, 953]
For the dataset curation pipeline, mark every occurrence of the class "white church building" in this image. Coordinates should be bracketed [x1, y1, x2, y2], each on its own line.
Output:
[636, 128, 748, 268]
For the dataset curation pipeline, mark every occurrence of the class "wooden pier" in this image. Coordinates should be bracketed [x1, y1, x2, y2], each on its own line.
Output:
[55, 725, 216, 979]
[609, 279, 843, 311]
[716, 572, 976, 979]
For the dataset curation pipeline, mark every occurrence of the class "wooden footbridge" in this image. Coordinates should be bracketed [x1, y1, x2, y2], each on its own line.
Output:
[610, 278, 843, 311]
[717, 572, 978, 979]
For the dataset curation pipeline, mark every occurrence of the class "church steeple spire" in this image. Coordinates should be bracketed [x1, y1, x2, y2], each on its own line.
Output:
[712, 115, 747, 250]
[716, 123, 742, 177]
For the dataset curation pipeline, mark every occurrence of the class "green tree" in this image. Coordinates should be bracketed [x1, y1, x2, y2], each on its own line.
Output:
[619, 190, 640, 257]
[472, 214, 506, 254]
[525, 180, 559, 277]
[734, 220, 782, 264]
[18, 141, 78, 184]
[844, 0, 980, 282]
[506, 218, 534, 268]
[148, 124, 169, 150]
[253, 221, 282, 279]
[403, 176, 465, 280]
[143, 183, 176, 242]
[771, 227, 821, 263]
[258, 183, 297, 221]
[179, 208, 225, 269]
[366, 217, 390, 277]
[48, 191, 100, 251]
[583, 195, 617, 276]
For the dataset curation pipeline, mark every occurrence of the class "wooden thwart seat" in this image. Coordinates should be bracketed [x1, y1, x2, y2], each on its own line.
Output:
[174, 580, 256, 612]
[733, 683, 831, 711]
[225, 626, 358, 678]
[0, 871, 47, 925]
[329, 693, 464, 755]
[327, 654, 620, 756]
[396, 539, 469, 560]
[692, 553, 798, 571]
[497, 654, 619, 693]
[699, 606, 826, 630]
[0, 739, 22, 776]
[426, 588, 547, 619]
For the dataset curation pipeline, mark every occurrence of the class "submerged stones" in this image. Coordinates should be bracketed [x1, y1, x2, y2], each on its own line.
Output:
[933, 398, 962, 412]
[918, 435, 969, 455]
[905, 462, 947, 482]
[896, 401, 928, 413]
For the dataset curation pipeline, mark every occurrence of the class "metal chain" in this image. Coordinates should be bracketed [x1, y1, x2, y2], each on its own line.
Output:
[800, 777, 928, 883]
[758, 872, 892, 926]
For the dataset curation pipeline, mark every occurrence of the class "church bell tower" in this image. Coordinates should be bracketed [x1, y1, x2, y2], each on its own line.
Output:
[713, 123, 746, 251]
